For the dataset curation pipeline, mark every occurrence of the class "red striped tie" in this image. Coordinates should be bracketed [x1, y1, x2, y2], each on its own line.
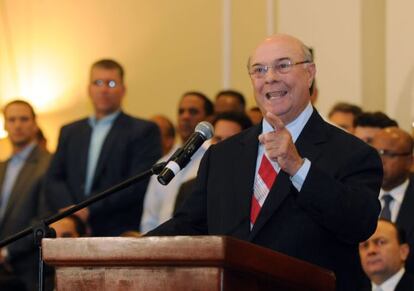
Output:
[250, 154, 277, 225]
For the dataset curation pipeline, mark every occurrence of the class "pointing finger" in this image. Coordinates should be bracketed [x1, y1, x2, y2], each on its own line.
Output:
[266, 112, 285, 131]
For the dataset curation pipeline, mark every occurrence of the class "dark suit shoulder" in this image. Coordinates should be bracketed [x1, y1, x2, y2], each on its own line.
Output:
[309, 110, 375, 153]
[117, 112, 159, 131]
[60, 117, 90, 134]
[396, 272, 414, 290]
[323, 119, 371, 150]
[209, 123, 260, 151]
[59, 112, 158, 134]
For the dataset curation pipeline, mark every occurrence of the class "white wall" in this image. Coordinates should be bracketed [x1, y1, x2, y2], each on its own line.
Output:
[277, 0, 363, 117]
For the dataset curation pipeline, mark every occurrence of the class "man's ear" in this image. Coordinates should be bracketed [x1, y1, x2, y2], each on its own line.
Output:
[400, 243, 410, 262]
[307, 63, 316, 88]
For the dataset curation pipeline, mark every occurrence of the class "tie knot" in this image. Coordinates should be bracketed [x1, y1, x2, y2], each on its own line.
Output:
[382, 194, 393, 204]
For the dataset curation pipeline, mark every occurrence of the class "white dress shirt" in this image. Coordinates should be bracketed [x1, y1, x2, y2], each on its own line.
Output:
[379, 179, 409, 222]
[371, 267, 405, 291]
[140, 141, 209, 232]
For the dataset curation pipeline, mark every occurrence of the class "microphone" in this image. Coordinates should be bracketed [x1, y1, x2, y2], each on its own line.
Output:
[157, 121, 214, 185]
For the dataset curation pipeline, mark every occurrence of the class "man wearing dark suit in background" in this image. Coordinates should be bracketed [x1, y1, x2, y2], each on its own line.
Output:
[0, 100, 52, 291]
[44, 59, 161, 237]
[371, 127, 414, 274]
[147, 34, 382, 291]
[359, 219, 414, 290]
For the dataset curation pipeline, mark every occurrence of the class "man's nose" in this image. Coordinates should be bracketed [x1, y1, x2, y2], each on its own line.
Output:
[264, 67, 281, 83]
[180, 111, 191, 119]
[366, 243, 378, 255]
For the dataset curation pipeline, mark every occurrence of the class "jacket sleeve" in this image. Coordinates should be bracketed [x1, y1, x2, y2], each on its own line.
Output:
[297, 144, 382, 244]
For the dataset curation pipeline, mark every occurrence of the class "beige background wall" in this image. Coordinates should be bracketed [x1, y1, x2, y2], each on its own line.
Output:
[386, 0, 414, 133]
[0, 0, 412, 159]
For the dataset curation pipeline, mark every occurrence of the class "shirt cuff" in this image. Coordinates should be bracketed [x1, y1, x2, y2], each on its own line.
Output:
[290, 158, 311, 191]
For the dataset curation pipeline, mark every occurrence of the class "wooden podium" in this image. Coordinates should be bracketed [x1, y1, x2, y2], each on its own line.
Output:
[42, 236, 335, 291]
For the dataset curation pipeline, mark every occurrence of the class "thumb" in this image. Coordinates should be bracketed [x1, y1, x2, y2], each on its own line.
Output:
[265, 112, 285, 131]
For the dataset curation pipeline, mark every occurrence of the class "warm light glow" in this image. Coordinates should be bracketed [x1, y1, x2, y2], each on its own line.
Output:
[2, 61, 80, 114]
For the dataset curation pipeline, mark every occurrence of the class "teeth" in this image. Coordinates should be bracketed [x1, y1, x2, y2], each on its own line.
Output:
[266, 90, 287, 99]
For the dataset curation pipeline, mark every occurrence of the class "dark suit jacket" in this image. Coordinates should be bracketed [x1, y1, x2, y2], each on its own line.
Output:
[0, 144, 52, 291]
[148, 110, 383, 291]
[174, 178, 196, 214]
[395, 272, 414, 291]
[361, 271, 414, 291]
[396, 177, 414, 274]
[44, 112, 161, 236]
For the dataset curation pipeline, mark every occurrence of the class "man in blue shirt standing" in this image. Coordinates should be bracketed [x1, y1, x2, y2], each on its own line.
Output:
[44, 59, 161, 237]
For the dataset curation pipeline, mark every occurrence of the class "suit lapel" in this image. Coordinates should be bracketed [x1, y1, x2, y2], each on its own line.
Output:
[77, 120, 93, 179]
[1, 146, 39, 224]
[396, 178, 414, 233]
[395, 272, 413, 291]
[229, 125, 261, 239]
[248, 109, 328, 240]
[74, 121, 92, 200]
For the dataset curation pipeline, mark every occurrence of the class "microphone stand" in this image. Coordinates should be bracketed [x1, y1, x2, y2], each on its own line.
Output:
[0, 162, 166, 291]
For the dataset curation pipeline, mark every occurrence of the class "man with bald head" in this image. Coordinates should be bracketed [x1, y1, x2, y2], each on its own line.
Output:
[147, 34, 382, 291]
[372, 127, 414, 273]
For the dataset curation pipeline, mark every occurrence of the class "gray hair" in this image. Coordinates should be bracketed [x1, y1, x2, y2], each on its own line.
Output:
[301, 44, 313, 63]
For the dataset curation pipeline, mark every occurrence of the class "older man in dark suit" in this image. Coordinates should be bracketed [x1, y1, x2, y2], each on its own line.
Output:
[147, 34, 383, 291]
[0, 100, 52, 290]
[44, 59, 161, 237]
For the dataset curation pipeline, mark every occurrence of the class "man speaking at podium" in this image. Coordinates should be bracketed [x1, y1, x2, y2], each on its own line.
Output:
[147, 34, 382, 291]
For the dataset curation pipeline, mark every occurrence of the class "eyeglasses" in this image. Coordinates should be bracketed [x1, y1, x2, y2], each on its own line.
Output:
[92, 79, 118, 88]
[249, 58, 311, 79]
[377, 149, 412, 158]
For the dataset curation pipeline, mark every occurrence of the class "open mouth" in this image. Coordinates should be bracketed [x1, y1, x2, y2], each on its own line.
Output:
[265, 90, 288, 100]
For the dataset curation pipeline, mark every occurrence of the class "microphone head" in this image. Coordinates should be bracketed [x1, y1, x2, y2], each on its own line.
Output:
[195, 121, 214, 140]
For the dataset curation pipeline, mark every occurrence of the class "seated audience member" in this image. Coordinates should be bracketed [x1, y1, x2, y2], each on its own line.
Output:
[174, 112, 253, 212]
[214, 90, 246, 114]
[52, 215, 87, 238]
[140, 92, 213, 232]
[0, 100, 52, 291]
[359, 219, 414, 290]
[371, 127, 414, 274]
[247, 106, 263, 125]
[44, 59, 162, 237]
[151, 115, 176, 156]
[328, 102, 363, 133]
[354, 112, 398, 144]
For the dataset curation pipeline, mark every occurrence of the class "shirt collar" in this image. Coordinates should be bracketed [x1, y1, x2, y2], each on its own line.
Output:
[372, 268, 405, 291]
[12, 142, 36, 161]
[380, 179, 410, 205]
[88, 110, 121, 127]
[261, 102, 314, 142]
